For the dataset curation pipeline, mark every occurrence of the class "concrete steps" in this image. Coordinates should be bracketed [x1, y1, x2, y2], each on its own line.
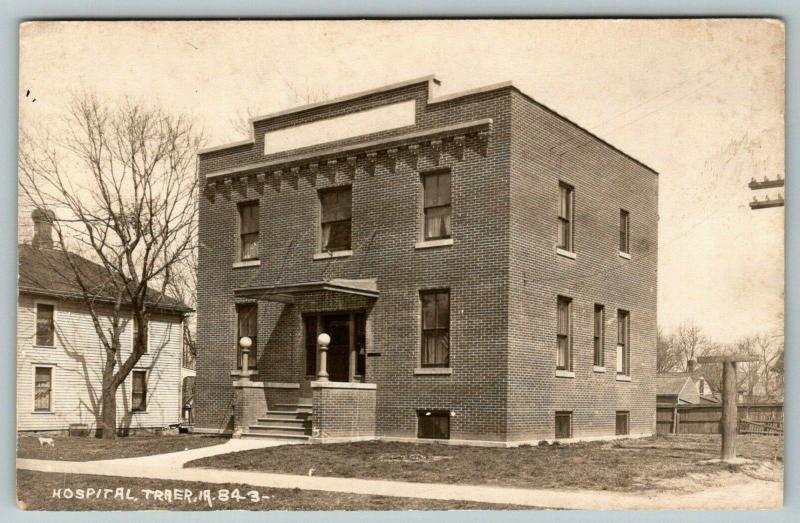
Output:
[243, 401, 313, 441]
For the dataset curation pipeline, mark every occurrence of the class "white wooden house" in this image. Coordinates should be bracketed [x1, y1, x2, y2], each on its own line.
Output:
[16, 213, 192, 433]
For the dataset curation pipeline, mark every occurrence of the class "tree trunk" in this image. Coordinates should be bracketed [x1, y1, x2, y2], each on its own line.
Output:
[96, 354, 118, 439]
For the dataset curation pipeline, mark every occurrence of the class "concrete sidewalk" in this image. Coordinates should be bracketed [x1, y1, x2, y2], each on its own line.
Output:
[17, 450, 782, 511]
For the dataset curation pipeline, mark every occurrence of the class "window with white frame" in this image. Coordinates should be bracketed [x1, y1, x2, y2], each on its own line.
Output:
[238, 201, 260, 261]
[422, 170, 452, 241]
[594, 304, 605, 367]
[556, 296, 572, 370]
[557, 182, 574, 252]
[34, 366, 52, 412]
[35, 303, 55, 347]
[617, 309, 630, 375]
[319, 186, 352, 252]
[619, 209, 630, 254]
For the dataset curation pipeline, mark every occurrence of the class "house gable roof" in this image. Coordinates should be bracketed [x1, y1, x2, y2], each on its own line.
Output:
[18, 243, 192, 314]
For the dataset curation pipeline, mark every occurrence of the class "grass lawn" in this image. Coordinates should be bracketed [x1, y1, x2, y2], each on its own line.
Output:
[16, 470, 528, 511]
[17, 433, 226, 461]
[185, 434, 783, 492]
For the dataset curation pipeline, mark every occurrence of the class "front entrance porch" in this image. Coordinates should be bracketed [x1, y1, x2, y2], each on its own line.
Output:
[231, 278, 379, 442]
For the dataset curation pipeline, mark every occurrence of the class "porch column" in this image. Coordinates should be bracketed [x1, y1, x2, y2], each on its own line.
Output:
[317, 333, 330, 382]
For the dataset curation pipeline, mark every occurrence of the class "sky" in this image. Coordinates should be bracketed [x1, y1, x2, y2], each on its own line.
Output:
[18, 20, 785, 344]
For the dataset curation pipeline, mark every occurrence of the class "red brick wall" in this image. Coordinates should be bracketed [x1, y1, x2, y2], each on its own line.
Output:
[195, 80, 514, 441]
[311, 385, 376, 439]
[194, 78, 658, 443]
[506, 90, 658, 441]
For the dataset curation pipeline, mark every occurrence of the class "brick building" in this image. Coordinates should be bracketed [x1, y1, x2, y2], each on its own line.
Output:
[194, 75, 658, 445]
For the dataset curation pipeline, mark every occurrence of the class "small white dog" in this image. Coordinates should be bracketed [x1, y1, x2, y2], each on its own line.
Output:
[37, 436, 55, 447]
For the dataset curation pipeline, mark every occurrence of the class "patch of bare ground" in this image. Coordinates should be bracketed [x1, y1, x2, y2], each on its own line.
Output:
[186, 434, 783, 493]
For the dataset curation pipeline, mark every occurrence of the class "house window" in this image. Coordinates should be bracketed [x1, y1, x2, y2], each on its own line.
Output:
[320, 186, 352, 252]
[35, 303, 55, 347]
[236, 303, 258, 369]
[34, 366, 52, 412]
[617, 309, 630, 376]
[619, 209, 630, 254]
[422, 170, 451, 240]
[558, 182, 574, 252]
[131, 370, 147, 412]
[616, 411, 630, 435]
[133, 316, 149, 354]
[555, 411, 572, 439]
[417, 410, 450, 440]
[238, 201, 260, 261]
[593, 304, 605, 367]
[421, 290, 450, 368]
[556, 296, 572, 370]
[304, 315, 317, 377]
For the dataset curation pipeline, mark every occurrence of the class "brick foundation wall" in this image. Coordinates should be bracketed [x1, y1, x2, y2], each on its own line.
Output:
[311, 382, 376, 439]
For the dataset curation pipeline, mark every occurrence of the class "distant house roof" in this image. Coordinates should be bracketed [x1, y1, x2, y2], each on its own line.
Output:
[657, 373, 702, 405]
[18, 243, 192, 314]
[657, 374, 693, 397]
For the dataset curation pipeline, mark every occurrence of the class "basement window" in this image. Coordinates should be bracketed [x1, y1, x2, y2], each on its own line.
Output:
[417, 409, 450, 440]
[616, 411, 630, 436]
[555, 411, 572, 439]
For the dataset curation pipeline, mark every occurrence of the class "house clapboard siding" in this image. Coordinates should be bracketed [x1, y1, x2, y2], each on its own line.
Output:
[17, 294, 183, 432]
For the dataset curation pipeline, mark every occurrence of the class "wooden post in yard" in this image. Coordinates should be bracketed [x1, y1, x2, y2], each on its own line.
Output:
[698, 354, 759, 462]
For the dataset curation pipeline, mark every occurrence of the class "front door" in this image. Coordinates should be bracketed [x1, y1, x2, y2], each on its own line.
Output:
[322, 314, 351, 382]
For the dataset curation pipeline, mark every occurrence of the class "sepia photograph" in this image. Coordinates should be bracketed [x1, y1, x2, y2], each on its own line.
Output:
[14, 19, 785, 511]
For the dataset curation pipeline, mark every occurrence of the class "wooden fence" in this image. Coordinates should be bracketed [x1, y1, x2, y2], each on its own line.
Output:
[656, 402, 783, 435]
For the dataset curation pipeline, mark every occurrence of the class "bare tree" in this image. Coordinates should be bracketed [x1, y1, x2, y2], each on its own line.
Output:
[656, 326, 683, 373]
[672, 322, 709, 369]
[229, 80, 329, 137]
[19, 93, 201, 438]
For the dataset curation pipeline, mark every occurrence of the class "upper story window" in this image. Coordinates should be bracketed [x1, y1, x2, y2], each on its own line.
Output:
[421, 290, 450, 368]
[236, 303, 258, 370]
[593, 304, 605, 367]
[619, 209, 630, 254]
[557, 182, 574, 252]
[422, 171, 451, 241]
[238, 201, 260, 261]
[556, 296, 573, 370]
[320, 186, 352, 252]
[617, 309, 630, 376]
[35, 303, 55, 347]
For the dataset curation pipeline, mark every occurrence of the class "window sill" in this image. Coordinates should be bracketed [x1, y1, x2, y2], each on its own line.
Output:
[230, 369, 258, 378]
[233, 259, 261, 269]
[618, 251, 631, 260]
[555, 248, 577, 260]
[32, 345, 56, 350]
[313, 250, 353, 260]
[32, 411, 55, 415]
[415, 238, 453, 250]
[616, 374, 632, 382]
[593, 366, 607, 373]
[414, 367, 453, 375]
[555, 369, 575, 378]
[131, 410, 149, 414]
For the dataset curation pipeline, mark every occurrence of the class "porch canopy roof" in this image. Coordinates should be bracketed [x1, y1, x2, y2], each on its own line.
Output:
[234, 278, 379, 304]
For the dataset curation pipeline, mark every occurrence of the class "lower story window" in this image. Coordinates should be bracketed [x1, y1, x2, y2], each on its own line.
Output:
[417, 410, 450, 440]
[616, 411, 630, 436]
[555, 411, 572, 439]
[132, 370, 147, 412]
[34, 366, 52, 412]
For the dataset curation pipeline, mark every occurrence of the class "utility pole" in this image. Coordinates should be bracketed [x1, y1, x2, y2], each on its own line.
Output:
[749, 176, 784, 209]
